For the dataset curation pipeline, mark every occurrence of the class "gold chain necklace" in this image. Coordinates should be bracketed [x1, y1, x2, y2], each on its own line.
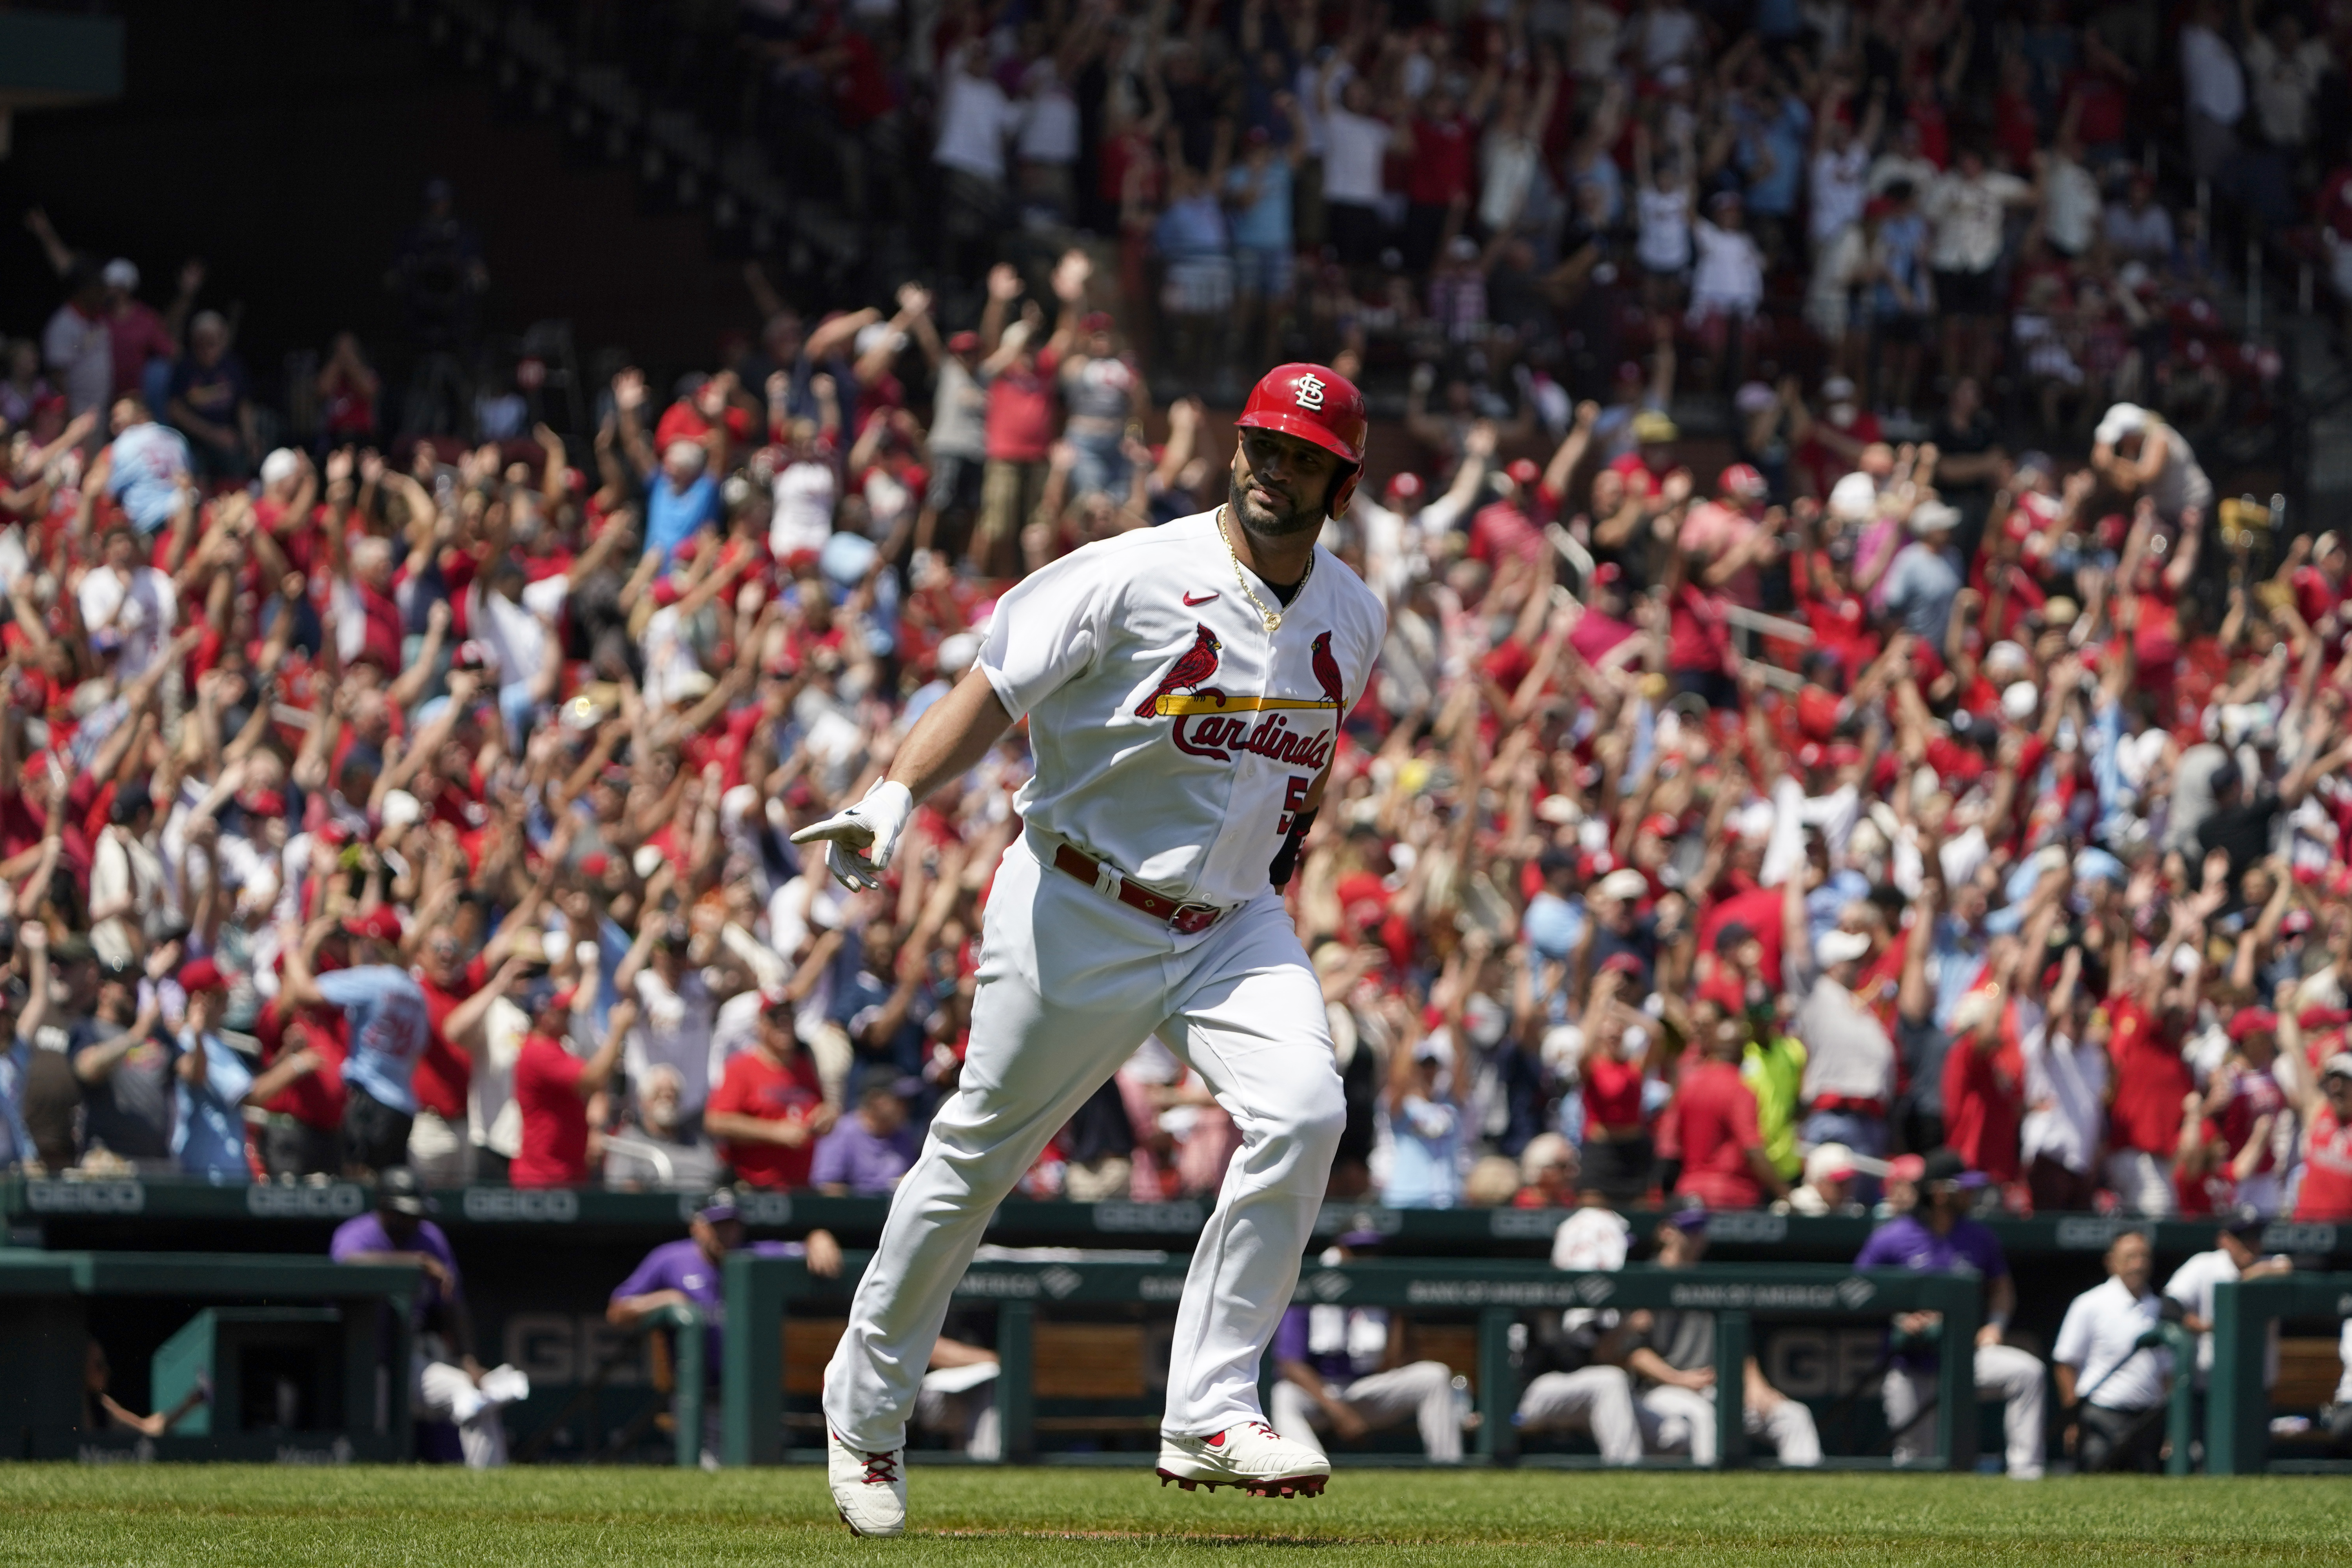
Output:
[1217, 508, 1312, 633]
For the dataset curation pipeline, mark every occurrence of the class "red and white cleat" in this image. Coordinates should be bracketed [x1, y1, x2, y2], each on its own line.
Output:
[828, 1428, 906, 1537]
[1157, 1421, 1331, 1499]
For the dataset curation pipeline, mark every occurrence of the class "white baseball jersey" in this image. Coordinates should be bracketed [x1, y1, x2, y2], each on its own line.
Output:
[978, 508, 1386, 909]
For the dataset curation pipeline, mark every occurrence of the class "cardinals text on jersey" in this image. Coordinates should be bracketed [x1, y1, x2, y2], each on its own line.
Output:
[977, 510, 1387, 909]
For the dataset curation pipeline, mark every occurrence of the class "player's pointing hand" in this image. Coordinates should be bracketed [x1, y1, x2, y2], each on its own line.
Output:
[791, 780, 915, 892]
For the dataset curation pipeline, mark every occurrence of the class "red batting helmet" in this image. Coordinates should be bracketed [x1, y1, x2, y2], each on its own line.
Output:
[1235, 362, 1367, 517]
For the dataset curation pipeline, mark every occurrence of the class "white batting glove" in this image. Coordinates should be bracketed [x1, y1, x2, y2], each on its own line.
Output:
[789, 780, 914, 892]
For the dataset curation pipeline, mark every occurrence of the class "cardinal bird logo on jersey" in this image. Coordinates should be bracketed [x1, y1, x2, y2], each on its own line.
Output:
[1135, 623, 1225, 718]
[1310, 631, 1347, 710]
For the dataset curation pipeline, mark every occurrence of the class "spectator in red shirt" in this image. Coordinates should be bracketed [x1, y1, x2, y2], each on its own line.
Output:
[705, 989, 835, 1189]
[2291, 1054, 2352, 1221]
[1939, 984, 2024, 1188]
[1401, 70, 1496, 273]
[509, 984, 630, 1189]
[2103, 951, 2200, 1217]
[1671, 1000, 1788, 1209]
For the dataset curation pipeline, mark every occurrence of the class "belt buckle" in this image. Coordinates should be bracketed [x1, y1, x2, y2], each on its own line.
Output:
[1170, 904, 1220, 936]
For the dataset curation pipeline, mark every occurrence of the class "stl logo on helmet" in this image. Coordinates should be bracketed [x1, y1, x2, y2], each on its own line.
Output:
[1292, 374, 1325, 412]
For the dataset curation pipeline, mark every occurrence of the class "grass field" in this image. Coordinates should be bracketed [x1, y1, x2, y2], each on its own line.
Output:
[5, 1465, 2348, 1567]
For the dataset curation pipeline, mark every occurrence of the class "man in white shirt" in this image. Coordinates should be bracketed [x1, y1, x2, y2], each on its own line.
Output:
[2161, 1209, 2288, 1390]
[617, 916, 720, 1122]
[2053, 1230, 2173, 1472]
[2179, 0, 2245, 180]
[2021, 947, 2106, 1212]
[1318, 71, 1396, 266]
[933, 44, 1022, 277]
[77, 522, 178, 682]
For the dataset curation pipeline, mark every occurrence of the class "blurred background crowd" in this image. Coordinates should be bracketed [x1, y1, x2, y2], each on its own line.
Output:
[1, 0, 2351, 1233]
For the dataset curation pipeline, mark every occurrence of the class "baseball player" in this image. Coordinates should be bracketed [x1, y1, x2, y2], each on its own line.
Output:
[795, 364, 1387, 1536]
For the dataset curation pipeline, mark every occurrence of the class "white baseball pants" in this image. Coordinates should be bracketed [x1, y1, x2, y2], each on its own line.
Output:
[1633, 1385, 1822, 1466]
[414, 1359, 507, 1469]
[1882, 1343, 2047, 1478]
[824, 832, 1345, 1452]
[1515, 1367, 1642, 1463]
[1269, 1360, 1464, 1461]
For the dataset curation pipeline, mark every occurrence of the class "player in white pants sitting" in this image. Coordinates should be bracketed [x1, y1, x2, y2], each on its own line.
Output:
[1611, 1210, 1822, 1466]
[1269, 1231, 1463, 1462]
[795, 366, 1388, 1535]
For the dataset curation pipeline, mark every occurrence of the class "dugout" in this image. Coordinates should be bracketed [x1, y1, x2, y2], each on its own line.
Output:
[9, 1178, 2347, 1467]
[717, 1252, 1988, 1471]
[0, 1251, 418, 1462]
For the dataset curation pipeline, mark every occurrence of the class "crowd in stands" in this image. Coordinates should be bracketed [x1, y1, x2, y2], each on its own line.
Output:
[3, 0, 2352, 1235]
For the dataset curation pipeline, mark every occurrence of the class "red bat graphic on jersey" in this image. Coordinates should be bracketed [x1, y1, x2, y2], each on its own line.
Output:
[1135, 623, 1225, 718]
[1310, 631, 1346, 710]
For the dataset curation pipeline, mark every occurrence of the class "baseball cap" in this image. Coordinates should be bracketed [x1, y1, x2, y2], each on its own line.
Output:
[696, 1187, 742, 1225]
[1717, 463, 1766, 500]
[102, 258, 139, 290]
[2319, 1052, 2352, 1083]
[260, 448, 301, 488]
[1080, 311, 1114, 335]
[1386, 471, 1425, 501]
[1595, 868, 1648, 902]
[758, 986, 797, 1020]
[1909, 501, 1961, 535]
[1662, 1206, 1712, 1235]
[2226, 1007, 2278, 1043]
[342, 907, 404, 945]
[1920, 1148, 1989, 1189]
[376, 1166, 434, 1218]
[1631, 410, 1679, 445]
[177, 957, 227, 995]
[1506, 457, 1542, 488]
[1804, 1143, 1859, 1186]
[1816, 928, 1872, 966]
[947, 330, 981, 355]
[1828, 471, 1878, 523]
[1335, 1228, 1387, 1250]
[2220, 1206, 2268, 1241]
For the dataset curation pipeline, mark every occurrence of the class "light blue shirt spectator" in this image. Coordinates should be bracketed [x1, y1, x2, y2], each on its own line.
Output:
[1225, 157, 1293, 252]
[174, 1031, 254, 1182]
[646, 471, 721, 563]
[1880, 537, 1963, 646]
[318, 965, 431, 1115]
[106, 419, 193, 534]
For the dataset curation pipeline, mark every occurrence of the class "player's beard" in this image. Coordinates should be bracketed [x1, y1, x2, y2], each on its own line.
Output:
[1227, 469, 1325, 544]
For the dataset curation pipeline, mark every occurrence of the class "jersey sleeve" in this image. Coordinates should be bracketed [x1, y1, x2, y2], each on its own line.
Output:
[977, 546, 1122, 722]
[611, 1242, 679, 1303]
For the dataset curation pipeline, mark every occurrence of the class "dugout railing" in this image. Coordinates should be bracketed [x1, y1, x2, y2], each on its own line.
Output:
[2207, 1272, 2352, 1475]
[716, 1254, 1986, 1472]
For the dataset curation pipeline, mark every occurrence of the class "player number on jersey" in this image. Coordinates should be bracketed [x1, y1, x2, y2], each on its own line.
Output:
[1276, 775, 1311, 836]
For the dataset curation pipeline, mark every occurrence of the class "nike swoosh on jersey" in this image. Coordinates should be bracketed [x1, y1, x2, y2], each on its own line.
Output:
[1182, 591, 1219, 606]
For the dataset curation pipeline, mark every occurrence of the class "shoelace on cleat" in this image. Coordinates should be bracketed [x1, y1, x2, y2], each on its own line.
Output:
[860, 1450, 899, 1486]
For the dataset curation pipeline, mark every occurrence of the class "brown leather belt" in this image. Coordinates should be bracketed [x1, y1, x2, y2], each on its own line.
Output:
[1051, 842, 1229, 936]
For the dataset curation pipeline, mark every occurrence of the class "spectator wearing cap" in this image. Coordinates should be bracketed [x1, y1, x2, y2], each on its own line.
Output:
[510, 982, 630, 1189]
[2104, 920, 2205, 1216]
[1584, 868, 1660, 992]
[915, 325, 989, 560]
[1855, 1148, 2046, 1479]
[2020, 946, 2108, 1214]
[172, 956, 319, 1183]
[165, 309, 255, 481]
[332, 1168, 526, 1468]
[812, 1077, 921, 1196]
[2202, 1005, 2292, 1215]
[1940, 978, 2026, 1192]
[1270, 1229, 1464, 1463]
[1383, 991, 1465, 1210]
[1780, 1141, 1878, 1216]
[1577, 965, 1661, 1201]
[2290, 1052, 2352, 1221]
[1515, 1132, 1579, 1209]
[2053, 1229, 2172, 1474]
[705, 989, 834, 1189]
[1785, 873, 1897, 1167]
[2163, 1208, 2290, 1392]
[1605, 1210, 1821, 1466]
[276, 908, 434, 1177]
[1670, 998, 1788, 1210]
